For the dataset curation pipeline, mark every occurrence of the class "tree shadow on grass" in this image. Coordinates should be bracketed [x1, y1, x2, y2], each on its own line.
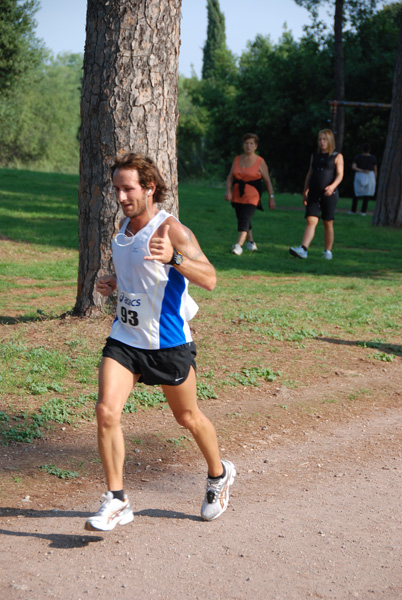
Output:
[317, 337, 402, 357]
[0, 311, 72, 325]
[0, 316, 44, 325]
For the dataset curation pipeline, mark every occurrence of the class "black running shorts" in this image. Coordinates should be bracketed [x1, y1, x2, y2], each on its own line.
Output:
[102, 337, 197, 386]
[305, 190, 338, 221]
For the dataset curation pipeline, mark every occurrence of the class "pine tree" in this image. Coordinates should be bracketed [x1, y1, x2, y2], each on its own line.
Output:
[202, 0, 227, 80]
[75, 0, 182, 316]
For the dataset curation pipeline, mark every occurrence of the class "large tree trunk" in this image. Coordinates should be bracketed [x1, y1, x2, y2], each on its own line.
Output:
[372, 21, 402, 227]
[334, 0, 345, 152]
[74, 0, 182, 317]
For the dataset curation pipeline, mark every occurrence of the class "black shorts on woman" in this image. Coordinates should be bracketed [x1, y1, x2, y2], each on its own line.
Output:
[305, 189, 338, 221]
[305, 151, 339, 221]
[102, 338, 197, 386]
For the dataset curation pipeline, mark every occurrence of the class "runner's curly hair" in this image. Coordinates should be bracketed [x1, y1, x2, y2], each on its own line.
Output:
[111, 153, 167, 204]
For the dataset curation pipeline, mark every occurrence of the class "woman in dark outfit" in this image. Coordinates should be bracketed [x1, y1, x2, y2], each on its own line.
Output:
[289, 129, 344, 260]
[349, 143, 377, 216]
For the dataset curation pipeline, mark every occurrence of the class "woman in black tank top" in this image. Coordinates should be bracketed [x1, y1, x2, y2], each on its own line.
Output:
[308, 152, 339, 196]
[289, 129, 344, 261]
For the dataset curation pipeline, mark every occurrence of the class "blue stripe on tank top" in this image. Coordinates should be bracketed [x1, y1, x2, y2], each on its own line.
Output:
[159, 268, 186, 348]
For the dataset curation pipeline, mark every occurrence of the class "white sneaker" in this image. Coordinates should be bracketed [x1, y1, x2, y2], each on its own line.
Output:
[360, 213, 366, 216]
[322, 249, 333, 260]
[245, 241, 258, 251]
[232, 243, 243, 255]
[201, 460, 236, 521]
[289, 245, 307, 259]
[85, 491, 134, 531]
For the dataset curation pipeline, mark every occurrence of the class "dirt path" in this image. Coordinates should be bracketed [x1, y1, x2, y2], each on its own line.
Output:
[1, 398, 401, 600]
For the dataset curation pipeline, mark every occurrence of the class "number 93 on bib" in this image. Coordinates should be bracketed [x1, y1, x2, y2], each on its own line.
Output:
[117, 289, 150, 329]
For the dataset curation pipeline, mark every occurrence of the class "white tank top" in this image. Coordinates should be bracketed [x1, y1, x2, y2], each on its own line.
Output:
[109, 210, 198, 350]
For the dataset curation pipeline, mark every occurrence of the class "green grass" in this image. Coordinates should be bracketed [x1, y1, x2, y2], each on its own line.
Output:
[0, 169, 401, 444]
[178, 184, 401, 278]
[0, 168, 79, 249]
[0, 340, 100, 397]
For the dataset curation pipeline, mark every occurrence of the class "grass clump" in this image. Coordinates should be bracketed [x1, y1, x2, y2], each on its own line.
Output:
[1, 415, 44, 445]
[38, 464, 78, 479]
[225, 366, 280, 387]
[197, 381, 217, 400]
[0, 392, 98, 445]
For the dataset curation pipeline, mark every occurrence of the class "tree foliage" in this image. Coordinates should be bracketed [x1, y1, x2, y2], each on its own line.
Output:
[0, 0, 44, 94]
[293, 0, 378, 24]
[0, 52, 82, 171]
[183, 0, 237, 178]
[294, 0, 383, 150]
[342, 2, 401, 190]
[177, 3, 399, 193]
[177, 74, 210, 178]
[0, 0, 80, 171]
[234, 31, 333, 189]
[0, 0, 398, 200]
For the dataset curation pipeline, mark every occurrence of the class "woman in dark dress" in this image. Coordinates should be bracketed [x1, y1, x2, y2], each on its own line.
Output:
[289, 129, 344, 260]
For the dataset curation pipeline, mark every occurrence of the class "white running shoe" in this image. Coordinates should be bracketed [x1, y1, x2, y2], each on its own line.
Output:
[289, 245, 307, 259]
[85, 491, 134, 532]
[232, 243, 243, 255]
[245, 241, 258, 251]
[201, 460, 236, 521]
[322, 249, 333, 260]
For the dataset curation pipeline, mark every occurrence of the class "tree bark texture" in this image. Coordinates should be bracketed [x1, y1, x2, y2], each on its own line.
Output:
[74, 0, 182, 316]
[372, 22, 402, 227]
[334, 0, 345, 152]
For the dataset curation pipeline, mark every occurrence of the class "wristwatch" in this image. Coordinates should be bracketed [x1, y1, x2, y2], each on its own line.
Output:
[169, 248, 183, 266]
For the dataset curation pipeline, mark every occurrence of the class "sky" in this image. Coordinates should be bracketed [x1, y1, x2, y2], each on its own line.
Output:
[34, 1, 392, 77]
[34, 0, 337, 77]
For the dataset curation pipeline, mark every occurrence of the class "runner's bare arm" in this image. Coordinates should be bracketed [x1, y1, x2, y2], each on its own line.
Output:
[145, 220, 216, 291]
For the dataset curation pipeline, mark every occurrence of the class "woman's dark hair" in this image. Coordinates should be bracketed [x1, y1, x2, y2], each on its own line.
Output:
[242, 133, 259, 145]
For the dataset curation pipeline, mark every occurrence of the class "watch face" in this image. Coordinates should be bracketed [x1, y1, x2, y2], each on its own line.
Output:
[174, 251, 183, 265]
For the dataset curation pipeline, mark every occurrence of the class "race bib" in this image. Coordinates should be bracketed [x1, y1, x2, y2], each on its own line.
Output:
[117, 289, 151, 330]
